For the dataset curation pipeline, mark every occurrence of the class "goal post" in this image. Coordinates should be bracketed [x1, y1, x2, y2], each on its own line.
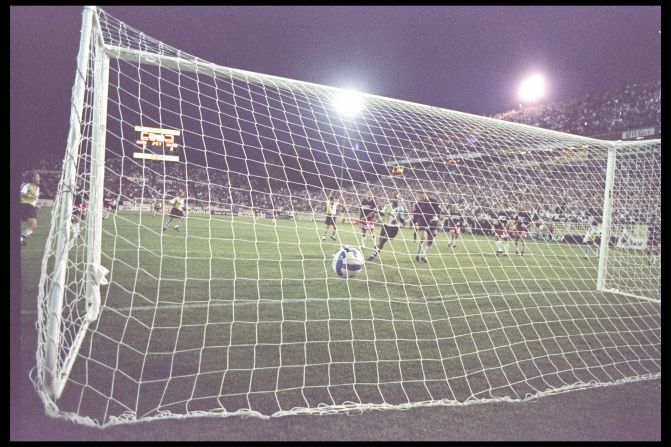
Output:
[596, 140, 660, 301]
[31, 6, 660, 427]
[596, 147, 615, 293]
[41, 5, 99, 401]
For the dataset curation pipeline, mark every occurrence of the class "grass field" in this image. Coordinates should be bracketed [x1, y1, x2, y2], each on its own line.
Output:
[24, 208, 660, 427]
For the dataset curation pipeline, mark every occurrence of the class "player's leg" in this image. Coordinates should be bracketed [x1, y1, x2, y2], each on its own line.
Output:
[163, 216, 174, 231]
[424, 228, 436, 258]
[321, 218, 330, 240]
[368, 227, 389, 260]
[495, 235, 502, 254]
[416, 229, 429, 262]
[503, 235, 510, 256]
[21, 217, 37, 245]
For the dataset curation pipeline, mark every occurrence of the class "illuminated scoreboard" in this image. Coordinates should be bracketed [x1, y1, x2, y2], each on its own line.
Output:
[133, 126, 181, 162]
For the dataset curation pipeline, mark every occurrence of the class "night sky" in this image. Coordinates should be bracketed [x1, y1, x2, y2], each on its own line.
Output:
[10, 6, 661, 171]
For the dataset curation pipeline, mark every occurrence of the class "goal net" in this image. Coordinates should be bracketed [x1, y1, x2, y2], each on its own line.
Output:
[32, 6, 661, 427]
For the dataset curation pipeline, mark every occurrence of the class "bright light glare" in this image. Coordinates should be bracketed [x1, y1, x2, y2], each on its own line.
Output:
[518, 74, 545, 103]
[333, 89, 364, 117]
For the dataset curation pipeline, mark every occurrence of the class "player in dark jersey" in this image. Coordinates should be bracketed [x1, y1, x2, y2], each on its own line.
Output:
[70, 187, 89, 243]
[446, 214, 465, 248]
[512, 209, 530, 255]
[645, 221, 661, 266]
[412, 195, 441, 263]
[358, 193, 377, 250]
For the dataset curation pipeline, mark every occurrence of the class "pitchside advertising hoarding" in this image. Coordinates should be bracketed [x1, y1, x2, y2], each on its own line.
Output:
[621, 127, 656, 140]
[549, 221, 649, 249]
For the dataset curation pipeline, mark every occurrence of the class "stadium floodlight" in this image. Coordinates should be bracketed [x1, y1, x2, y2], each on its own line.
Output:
[518, 73, 545, 103]
[332, 88, 364, 117]
[31, 6, 660, 428]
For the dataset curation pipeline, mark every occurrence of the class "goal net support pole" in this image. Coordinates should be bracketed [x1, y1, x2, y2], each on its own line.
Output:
[42, 5, 108, 400]
[596, 147, 615, 293]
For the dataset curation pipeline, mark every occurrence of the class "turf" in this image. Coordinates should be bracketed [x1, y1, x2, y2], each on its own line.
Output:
[23, 208, 660, 426]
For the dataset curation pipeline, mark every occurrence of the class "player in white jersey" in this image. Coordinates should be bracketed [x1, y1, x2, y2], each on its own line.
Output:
[20, 171, 41, 246]
[583, 221, 600, 258]
[367, 199, 407, 261]
[162, 191, 186, 232]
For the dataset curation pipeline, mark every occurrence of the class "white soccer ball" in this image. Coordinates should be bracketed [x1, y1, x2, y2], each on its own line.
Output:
[332, 246, 364, 278]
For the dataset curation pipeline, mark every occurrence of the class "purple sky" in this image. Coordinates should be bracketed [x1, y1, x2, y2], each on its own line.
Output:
[10, 6, 660, 169]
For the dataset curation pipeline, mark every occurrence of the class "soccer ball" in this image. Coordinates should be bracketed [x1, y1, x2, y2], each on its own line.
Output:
[332, 246, 364, 278]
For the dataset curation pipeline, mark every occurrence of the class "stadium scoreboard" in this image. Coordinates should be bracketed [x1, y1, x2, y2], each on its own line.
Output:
[133, 126, 181, 162]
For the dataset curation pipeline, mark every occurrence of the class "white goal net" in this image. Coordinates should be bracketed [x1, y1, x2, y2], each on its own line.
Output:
[31, 7, 660, 427]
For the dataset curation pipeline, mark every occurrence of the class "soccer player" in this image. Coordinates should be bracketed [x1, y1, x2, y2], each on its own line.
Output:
[583, 220, 600, 258]
[617, 226, 630, 248]
[68, 184, 89, 244]
[102, 195, 116, 220]
[321, 191, 338, 241]
[20, 171, 41, 246]
[446, 213, 465, 248]
[412, 195, 441, 263]
[493, 214, 510, 256]
[645, 221, 661, 266]
[152, 200, 162, 219]
[162, 191, 186, 232]
[358, 192, 377, 249]
[367, 198, 407, 261]
[513, 209, 530, 255]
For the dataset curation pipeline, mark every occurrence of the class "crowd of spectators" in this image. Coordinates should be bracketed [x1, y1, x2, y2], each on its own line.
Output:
[25, 80, 660, 233]
[492, 81, 660, 139]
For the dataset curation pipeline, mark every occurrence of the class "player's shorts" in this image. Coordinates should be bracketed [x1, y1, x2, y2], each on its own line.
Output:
[380, 225, 399, 239]
[359, 218, 376, 230]
[325, 215, 336, 226]
[448, 227, 461, 235]
[169, 208, 185, 218]
[413, 217, 431, 229]
[20, 203, 37, 220]
[495, 229, 509, 239]
[514, 230, 528, 239]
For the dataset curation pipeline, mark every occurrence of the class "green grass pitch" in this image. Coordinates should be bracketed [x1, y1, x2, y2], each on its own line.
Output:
[23, 208, 660, 424]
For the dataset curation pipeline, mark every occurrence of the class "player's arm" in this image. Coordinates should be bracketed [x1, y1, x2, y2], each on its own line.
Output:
[398, 206, 407, 225]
